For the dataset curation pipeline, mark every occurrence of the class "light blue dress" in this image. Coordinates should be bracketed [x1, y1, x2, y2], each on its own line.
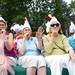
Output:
[17, 37, 46, 68]
[68, 34, 75, 51]
[17, 37, 40, 56]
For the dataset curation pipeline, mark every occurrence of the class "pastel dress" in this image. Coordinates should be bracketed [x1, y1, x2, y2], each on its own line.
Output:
[43, 34, 75, 75]
[0, 37, 16, 75]
[17, 37, 46, 68]
[0, 39, 8, 75]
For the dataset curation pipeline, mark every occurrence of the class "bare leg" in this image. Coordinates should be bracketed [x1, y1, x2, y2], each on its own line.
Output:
[37, 66, 46, 75]
[27, 67, 36, 75]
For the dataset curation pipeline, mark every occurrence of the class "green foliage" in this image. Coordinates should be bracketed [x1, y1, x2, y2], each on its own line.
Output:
[70, 0, 75, 9]
[0, 0, 73, 34]
[70, 0, 75, 16]
[52, 0, 71, 34]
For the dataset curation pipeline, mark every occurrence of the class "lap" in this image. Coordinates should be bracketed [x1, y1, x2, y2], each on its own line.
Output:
[18, 55, 46, 68]
[45, 54, 70, 67]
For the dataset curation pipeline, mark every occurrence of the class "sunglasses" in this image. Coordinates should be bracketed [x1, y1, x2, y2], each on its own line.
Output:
[51, 23, 59, 27]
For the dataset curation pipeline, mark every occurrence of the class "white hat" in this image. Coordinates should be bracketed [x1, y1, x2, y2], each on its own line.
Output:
[10, 26, 15, 31]
[22, 17, 31, 30]
[46, 21, 51, 33]
[0, 16, 6, 24]
[45, 17, 60, 33]
[48, 14, 52, 19]
[11, 24, 22, 33]
[69, 21, 75, 33]
[20, 25, 24, 30]
[49, 17, 60, 27]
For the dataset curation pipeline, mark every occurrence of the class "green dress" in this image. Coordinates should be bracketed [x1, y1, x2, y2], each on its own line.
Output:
[43, 34, 72, 56]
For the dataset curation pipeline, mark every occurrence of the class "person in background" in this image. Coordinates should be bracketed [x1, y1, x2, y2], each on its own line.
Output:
[17, 17, 46, 75]
[69, 21, 75, 36]
[68, 21, 75, 52]
[43, 16, 75, 75]
[11, 24, 23, 40]
[10, 24, 23, 57]
[0, 16, 15, 75]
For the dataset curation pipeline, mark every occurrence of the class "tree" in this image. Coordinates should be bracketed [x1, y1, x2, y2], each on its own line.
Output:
[69, 0, 75, 24]
[26, 0, 53, 31]
[0, 0, 32, 31]
[70, 0, 75, 15]
[51, 0, 71, 35]
[0, 0, 72, 34]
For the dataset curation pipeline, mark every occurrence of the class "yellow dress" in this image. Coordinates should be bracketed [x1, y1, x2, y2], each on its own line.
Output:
[43, 34, 72, 56]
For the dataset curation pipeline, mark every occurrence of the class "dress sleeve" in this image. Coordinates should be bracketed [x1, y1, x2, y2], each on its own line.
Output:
[43, 35, 54, 55]
[62, 35, 73, 52]
[17, 39, 22, 49]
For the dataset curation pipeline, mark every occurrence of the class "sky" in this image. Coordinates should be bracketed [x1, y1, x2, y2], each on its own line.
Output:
[48, 0, 72, 4]
[63, 0, 71, 4]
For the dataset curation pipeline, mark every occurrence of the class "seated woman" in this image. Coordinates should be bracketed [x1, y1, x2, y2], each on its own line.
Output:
[0, 16, 16, 75]
[43, 16, 75, 75]
[10, 24, 23, 57]
[68, 21, 75, 52]
[17, 17, 46, 75]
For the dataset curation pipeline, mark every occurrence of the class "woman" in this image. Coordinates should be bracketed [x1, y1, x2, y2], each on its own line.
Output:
[17, 18, 46, 75]
[43, 16, 75, 75]
[0, 16, 15, 75]
[68, 21, 75, 51]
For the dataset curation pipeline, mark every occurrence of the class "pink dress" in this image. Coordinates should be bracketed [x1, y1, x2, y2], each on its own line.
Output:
[0, 39, 8, 75]
[0, 35, 15, 75]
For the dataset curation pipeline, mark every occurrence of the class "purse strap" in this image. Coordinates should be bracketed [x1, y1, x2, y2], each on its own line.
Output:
[44, 35, 67, 53]
[53, 42, 67, 53]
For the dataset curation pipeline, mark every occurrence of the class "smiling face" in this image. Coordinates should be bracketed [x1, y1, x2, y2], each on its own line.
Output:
[0, 21, 7, 34]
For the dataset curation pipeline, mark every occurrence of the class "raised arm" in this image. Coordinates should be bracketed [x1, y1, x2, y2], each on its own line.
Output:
[36, 26, 44, 50]
[4, 33, 14, 50]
